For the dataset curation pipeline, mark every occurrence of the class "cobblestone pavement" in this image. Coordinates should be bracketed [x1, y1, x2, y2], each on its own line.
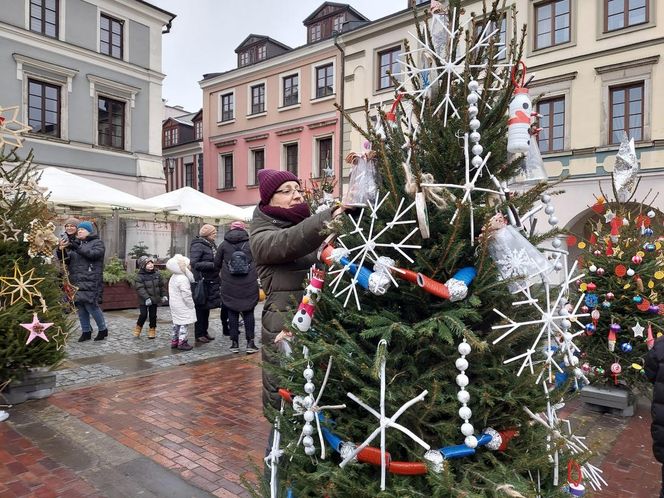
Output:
[1, 304, 662, 497]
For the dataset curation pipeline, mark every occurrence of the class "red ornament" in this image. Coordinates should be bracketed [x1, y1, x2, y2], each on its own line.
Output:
[587, 282, 597, 292]
[632, 255, 643, 265]
[591, 200, 606, 214]
[566, 235, 577, 246]
[606, 239, 614, 256]
[637, 299, 651, 312]
[589, 233, 598, 245]
[615, 265, 627, 277]
[635, 214, 651, 228]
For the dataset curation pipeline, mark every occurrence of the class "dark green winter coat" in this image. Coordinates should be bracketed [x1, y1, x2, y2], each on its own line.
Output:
[249, 205, 334, 411]
[134, 269, 166, 306]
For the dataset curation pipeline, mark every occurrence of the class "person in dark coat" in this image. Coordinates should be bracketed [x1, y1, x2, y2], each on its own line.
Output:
[57, 221, 108, 342]
[645, 336, 664, 498]
[249, 169, 345, 412]
[214, 221, 259, 354]
[189, 224, 226, 343]
[132, 255, 168, 339]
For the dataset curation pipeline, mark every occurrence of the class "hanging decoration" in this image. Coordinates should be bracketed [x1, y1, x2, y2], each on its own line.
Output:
[20, 313, 53, 345]
[0, 105, 31, 148]
[0, 215, 22, 242]
[612, 133, 640, 203]
[24, 219, 60, 261]
[291, 268, 325, 332]
[507, 61, 535, 154]
[342, 150, 378, 207]
[0, 262, 45, 307]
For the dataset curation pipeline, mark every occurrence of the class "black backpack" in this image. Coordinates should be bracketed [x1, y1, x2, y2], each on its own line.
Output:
[227, 243, 250, 275]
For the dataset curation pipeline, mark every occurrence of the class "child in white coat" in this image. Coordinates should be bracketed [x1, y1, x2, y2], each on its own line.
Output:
[166, 254, 196, 351]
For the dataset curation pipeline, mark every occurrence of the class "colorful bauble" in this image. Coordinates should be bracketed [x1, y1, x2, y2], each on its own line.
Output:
[581, 305, 589, 313]
[620, 342, 633, 353]
[602, 300, 611, 309]
[633, 296, 643, 304]
[593, 250, 602, 256]
[610, 323, 622, 333]
[584, 294, 598, 307]
[614, 265, 626, 277]
[596, 268, 605, 276]
[585, 323, 596, 335]
[605, 292, 615, 301]
[586, 282, 597, 292]
[648, 304, 660, 314]
[644, 227, 654, 237]
[632, 255, 643, 265]
[644, 243, 656, 252]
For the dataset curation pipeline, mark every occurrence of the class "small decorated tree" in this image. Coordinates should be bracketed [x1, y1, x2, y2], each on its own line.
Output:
[574, 134, 661, 389]
[0, 106, 72, 395]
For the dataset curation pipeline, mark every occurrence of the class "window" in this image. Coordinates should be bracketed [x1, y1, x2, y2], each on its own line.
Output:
[221, 93, 234, 121]
[283, 74, 299, 107]
[333, 14, 345, 33]
[194, 120, 202, 140]
[257, 45, 266, 61]
[605, 0, 648, 31]
[534, 0, 570, 49]
[185, 163, 194, 187]
[315, 64, 334, 99]
[251, 84, 265, 114]
[220, 154, 233, 189]
[30, 0, 58, 38]
[27, 79, 60, 137]
[609, 82, 643, 143]
[537, 97, 565, 153]
[315, 137, 332, 177]
[100, 14, 123, 59]
[97, 96, 125, 149]
[474, 15, 508, 61]
[377, 46, 401, 90]
[239, 52, 249, 67]
[251, 149, 265, 185]
[163, 126, 178, 147]
[285, 143, 298, 175]
[310, 24, 322, 42]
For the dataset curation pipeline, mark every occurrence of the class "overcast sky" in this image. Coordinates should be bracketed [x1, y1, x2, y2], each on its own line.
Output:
[151, 0, 407, 112]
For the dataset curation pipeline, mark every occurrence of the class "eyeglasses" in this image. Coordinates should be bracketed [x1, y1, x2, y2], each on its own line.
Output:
[274, 188, 304, 196]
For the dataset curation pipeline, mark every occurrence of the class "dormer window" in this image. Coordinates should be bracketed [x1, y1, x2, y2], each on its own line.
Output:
[239, 51, 249, 67]
[257, 44, 266, 61]
[194, 120, 202, 140]
[332, 14, 345, 33]
[163, 125, 178, 147]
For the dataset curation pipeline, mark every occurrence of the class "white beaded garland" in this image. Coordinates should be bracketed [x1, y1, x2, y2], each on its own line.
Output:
[304, 410, 315, 423]
[302, 424, 314, 436]
[457, 390, 470, 404]
[304, 445, 316, 456]
[469, 118, 480, 131]
[544, 205, 555, 215]
[303, 368, 314, 380]
[464, 435, 479, 449]
[461, 422, 475, 436]
[456, 373, 469, 387]
[470, 131, 481, 143]
[455, 357, 469, 371]
[459, 406, 472, 420]
[468, 105, 478, 117]
[455, 337, 475, 449]
[551, 238, 562, 248]
[458, 342, 471, 356]
[468, 79, 480, 92]
[304, 382, 315, 394]
[303, 435, 314, 447]
[467, 93, 479, 105]
[471, 144, 483, 156]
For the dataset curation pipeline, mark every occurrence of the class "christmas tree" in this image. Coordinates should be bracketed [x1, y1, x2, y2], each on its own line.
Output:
[574, 134, 662, 389]
[259, 3, 603, 497]
[0, 106, 71, 392]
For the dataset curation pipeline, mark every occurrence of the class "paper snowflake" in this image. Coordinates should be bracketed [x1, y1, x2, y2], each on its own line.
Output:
[497, 248, 536, 278]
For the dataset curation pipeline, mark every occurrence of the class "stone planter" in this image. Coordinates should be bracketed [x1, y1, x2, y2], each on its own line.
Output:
[579, 384, 635, 417]
[1, 368, 56, 405]
[101, 281, 137, 311]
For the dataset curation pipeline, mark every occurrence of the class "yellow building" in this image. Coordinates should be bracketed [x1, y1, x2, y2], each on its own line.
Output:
[338, 0, 664, 232]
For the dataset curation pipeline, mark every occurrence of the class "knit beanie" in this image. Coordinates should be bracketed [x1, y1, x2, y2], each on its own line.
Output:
[199, 224, 216, 237]
[64, 217, 81, 226]
[230, 220, 246, 230]
[77, 221, 94, 233]
[257, 169, 299, 205]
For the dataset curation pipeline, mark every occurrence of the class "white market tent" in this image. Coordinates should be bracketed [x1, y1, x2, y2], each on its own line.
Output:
[146, 186, 249, 223]
[37, 167, 160, 215]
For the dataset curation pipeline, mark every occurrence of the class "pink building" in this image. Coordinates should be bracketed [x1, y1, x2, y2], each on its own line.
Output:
[199, 2, 369, 207]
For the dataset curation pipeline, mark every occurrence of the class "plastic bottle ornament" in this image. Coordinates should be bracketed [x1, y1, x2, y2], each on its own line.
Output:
[610, 323, 622, 333]
[620, 342, 633, 353]
[507, 61, 533, 154]
[584, 323, 596, 335]
[567, 483, 586, 497]
[596, 268, 605, 276]
[566, 460, 586, 496]
[632, 255, 643, 265]
[608, 324, 620, 351]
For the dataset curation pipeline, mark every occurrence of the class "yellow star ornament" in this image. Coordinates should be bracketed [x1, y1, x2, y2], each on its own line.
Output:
[0, 263, 45, 306]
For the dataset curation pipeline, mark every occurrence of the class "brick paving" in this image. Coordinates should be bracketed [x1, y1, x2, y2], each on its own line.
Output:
[1, 310, 662, 497]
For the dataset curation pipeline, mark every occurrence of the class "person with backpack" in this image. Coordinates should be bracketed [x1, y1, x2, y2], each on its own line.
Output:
[215, 221, 259, 354]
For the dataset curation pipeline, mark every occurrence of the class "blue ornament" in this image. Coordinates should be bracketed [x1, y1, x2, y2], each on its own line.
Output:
[633, 295, 643, 304]
[645, 243, 656, 252]
[585, 294, 599, 307]
[644, 227, 654, 237]
[602, 300, 612, 309]
[585, 323, 596, 335]
[620, 342, 633, 353]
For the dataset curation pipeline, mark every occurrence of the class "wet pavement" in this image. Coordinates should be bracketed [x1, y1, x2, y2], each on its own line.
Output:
[1, 305, 662, 497]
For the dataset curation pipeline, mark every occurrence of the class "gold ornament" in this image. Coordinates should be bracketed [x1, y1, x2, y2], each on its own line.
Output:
[0, 262, 44, 306]
[49, 326, 69, 351]
[0, 106, 31, 148]
[23, 219, 59, 260]
[0, 215, 22, 242]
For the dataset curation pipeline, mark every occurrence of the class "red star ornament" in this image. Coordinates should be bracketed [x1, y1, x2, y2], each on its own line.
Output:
[20, 313, 53, 345]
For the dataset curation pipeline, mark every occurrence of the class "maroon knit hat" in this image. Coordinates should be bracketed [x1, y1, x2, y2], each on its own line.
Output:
[257, 169, 299, 204]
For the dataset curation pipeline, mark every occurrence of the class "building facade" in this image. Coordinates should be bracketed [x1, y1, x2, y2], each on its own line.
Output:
[340, 0, 664, 233]
[199, 2, 369, 208]
[162, 107, 203, 192]
[0, 0, 174, 198]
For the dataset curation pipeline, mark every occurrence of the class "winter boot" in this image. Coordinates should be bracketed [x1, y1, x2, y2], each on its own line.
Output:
[133, 325, 142, 338]
[177, 339, 193, 351]
[246, 340, 258, 354]
[170, 338, 179, 349]
[147, 327, 157, 339]
[93, 329, 108, 341]
[230, 340, 239, 353]
[78, 331, 92, 342]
